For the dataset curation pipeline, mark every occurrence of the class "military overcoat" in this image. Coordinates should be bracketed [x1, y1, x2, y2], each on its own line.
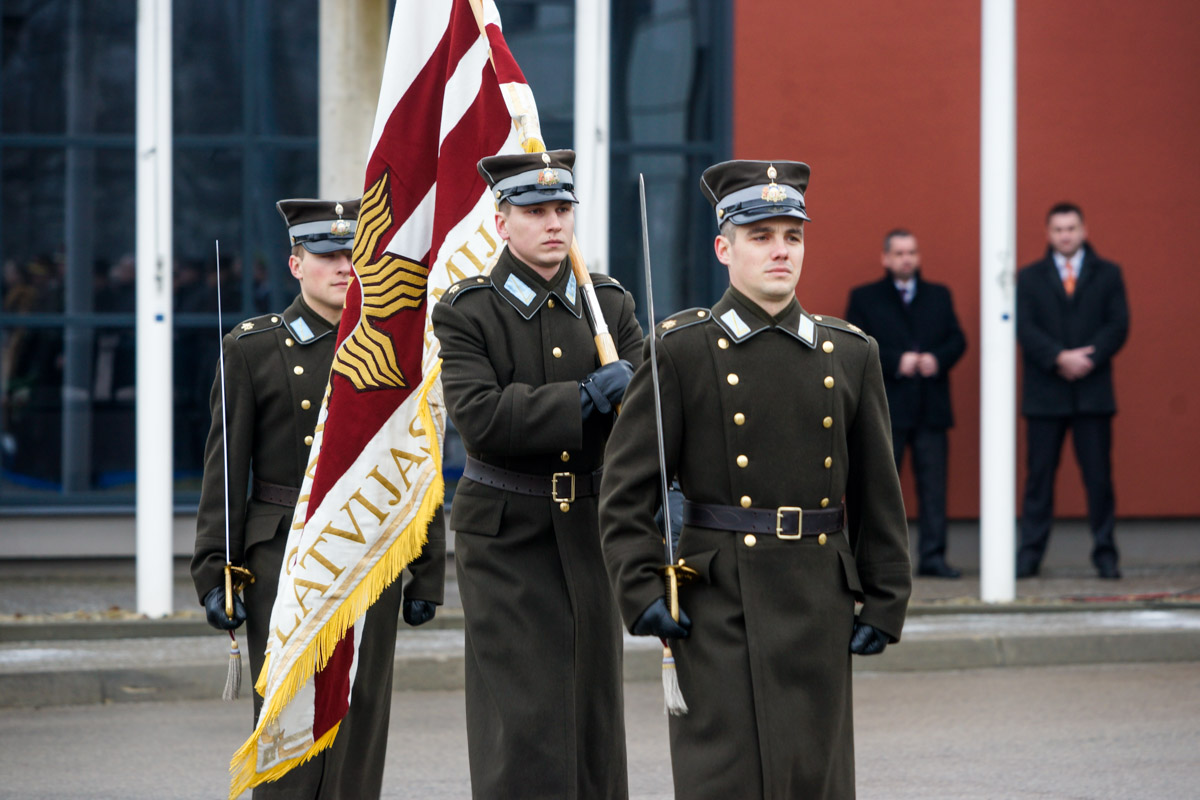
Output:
[191, 294, 445, 799]
[431, 247, 643, 799]
[600, 288, 911, 800]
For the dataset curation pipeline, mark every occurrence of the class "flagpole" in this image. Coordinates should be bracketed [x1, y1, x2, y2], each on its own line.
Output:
[467, 0, 621, 368]
[980, 0, 1017, 602]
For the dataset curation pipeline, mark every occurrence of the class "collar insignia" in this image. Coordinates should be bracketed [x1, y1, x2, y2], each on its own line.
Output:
[720, 308, 752, 338]
[761, 164, 787, 203]
[290, 316, 315, 343]
[565, 273, 577, 305]
[503, 273, 538, 307]
[799, 314, 815, 344]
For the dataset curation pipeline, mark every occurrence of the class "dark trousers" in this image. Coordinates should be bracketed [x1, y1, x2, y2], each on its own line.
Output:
[892, 427, 949, 567]
[1018, 415, 1117, 569]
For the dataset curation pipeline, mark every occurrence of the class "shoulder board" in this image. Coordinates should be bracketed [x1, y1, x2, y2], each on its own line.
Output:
[811, 314, 869, 342]
[657, 307, 712, 337]
[590, 273, 627, 293]
[443, 274, 494, 306]
[232, 313, 283, 339]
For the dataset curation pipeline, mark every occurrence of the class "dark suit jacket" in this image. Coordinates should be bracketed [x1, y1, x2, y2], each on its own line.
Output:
[1016, 244, 1129, 417]
[845, 274, 966, 430]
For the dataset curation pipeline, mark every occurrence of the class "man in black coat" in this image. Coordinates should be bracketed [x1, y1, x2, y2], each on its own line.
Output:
[431, 150, 642, 799]
[846, 230, 967, 578]
[1016, 202, 1129, 579]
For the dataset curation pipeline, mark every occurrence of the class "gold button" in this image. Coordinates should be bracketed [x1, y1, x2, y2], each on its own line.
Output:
[813, 315, 823, 321]
[727, 373, 739, 385]
[271, 316, 279, 323]
[823, 416, 833, 428]
[697, 310, 707, 318]
[678, 558, 686, 566]
[818, 533, 828, 545]
[718, 338, 729, 349]
[734, 412, 745, 425]
[301, 399, 311, 410]
[304, 435, 314, 446]
[285, 338, 294, 347]
[294, 366, 304, 375]
[547, 298, 555, 308]
[824, 376, 834, 389]
[823, 341, 835, 354]
[552, 347, 562, 358]
[740, 495, 752, 508]
[744, 534, 757, 547]
[560, 501, 571, 513]
[560, 451, 570, 462]
[824, 456, 833, 469]
[476, 277, 485, 283]
[821, 497, 830, 508]
[737, 455, 748, 468]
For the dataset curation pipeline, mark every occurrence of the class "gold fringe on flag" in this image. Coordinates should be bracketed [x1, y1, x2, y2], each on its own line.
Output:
[228, 365, 445, 798]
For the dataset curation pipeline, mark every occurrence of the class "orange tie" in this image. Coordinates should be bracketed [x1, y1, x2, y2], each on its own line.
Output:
[1063, 260, 1076, 296]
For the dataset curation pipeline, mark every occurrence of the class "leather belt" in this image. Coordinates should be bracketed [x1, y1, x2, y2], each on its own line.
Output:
[252, 477, 300, 508]
[463, 455, 602, 502]
[682, 499, 845, 540]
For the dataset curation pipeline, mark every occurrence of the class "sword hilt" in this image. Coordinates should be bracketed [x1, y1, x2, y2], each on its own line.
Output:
[658, 563, 699, 622]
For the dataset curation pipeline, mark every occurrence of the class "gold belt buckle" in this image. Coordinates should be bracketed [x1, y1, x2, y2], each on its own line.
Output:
[552, 472, 576, 503]
[776, 506, 803, 540]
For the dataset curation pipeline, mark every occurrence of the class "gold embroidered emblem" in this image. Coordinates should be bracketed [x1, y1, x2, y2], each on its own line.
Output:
[330, 172, 430, 392]
[241, 322, 254, 331]
[761, 164, 787, 203]
[661, 319, 677, 330]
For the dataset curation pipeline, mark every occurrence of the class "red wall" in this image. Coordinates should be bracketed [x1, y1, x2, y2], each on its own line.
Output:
[732, 0, 1200, 518]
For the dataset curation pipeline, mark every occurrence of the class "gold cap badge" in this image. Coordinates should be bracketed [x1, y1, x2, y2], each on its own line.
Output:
[330, 202, 351, 236]
[537, 152, 558, 186]
[761, 164, 787, 203]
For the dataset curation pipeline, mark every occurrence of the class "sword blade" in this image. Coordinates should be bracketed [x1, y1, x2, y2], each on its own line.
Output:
[638, 174, 676, 567]
[215, 241, 232, 571]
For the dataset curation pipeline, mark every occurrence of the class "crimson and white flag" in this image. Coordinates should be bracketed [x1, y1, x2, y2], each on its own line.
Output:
[230, 1, 544, 794]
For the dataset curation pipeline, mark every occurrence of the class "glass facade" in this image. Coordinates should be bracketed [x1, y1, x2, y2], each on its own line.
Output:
[0, 0, 729, 514]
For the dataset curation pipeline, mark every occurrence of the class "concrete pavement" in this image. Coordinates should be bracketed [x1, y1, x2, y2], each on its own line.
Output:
[2, 664, 1198, 799]
[1, 519, 1198, 708]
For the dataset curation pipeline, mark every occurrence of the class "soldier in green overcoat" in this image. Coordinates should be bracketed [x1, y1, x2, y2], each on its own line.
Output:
[600, 160, 912, 799]
[431, 150, 643, 799]
[191, 198, 445, 799]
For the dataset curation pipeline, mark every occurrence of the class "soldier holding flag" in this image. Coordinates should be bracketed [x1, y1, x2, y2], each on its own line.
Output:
[431, 150, 643, 798]
[600, 160, 912, 798]
[192, 198, 445, 799]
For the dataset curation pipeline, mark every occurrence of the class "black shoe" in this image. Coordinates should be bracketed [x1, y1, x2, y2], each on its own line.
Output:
[1016, 561, 1040, 579]
[917, 561, 962, 579]
[1096, 561, 1122, 580]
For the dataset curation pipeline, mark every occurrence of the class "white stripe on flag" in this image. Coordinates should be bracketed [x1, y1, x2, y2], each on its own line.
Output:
[439, 37, 491, 146]
[384, 184, 437, 259]
[369, 3, 453, 154]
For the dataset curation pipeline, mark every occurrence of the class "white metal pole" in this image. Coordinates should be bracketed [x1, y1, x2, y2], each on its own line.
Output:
[979, 0, 1017, 603]
[573, 0, 611, 275]
[135, 0, 174, 617]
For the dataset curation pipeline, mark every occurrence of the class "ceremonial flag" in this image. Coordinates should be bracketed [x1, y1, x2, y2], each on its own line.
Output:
[230, 1, 544, 794]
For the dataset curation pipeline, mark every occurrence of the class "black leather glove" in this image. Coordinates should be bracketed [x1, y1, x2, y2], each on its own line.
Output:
[203, 586, 247, 631]
[579, 360, 635, 418]
[402, 598, 437, 627]
[849, 621, 889, 655]
[631, 596, 691, 640]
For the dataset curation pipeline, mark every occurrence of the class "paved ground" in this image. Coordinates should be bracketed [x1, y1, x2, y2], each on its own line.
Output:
[0, 663, 1196, 799]
[2, 520, 1199, 621]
